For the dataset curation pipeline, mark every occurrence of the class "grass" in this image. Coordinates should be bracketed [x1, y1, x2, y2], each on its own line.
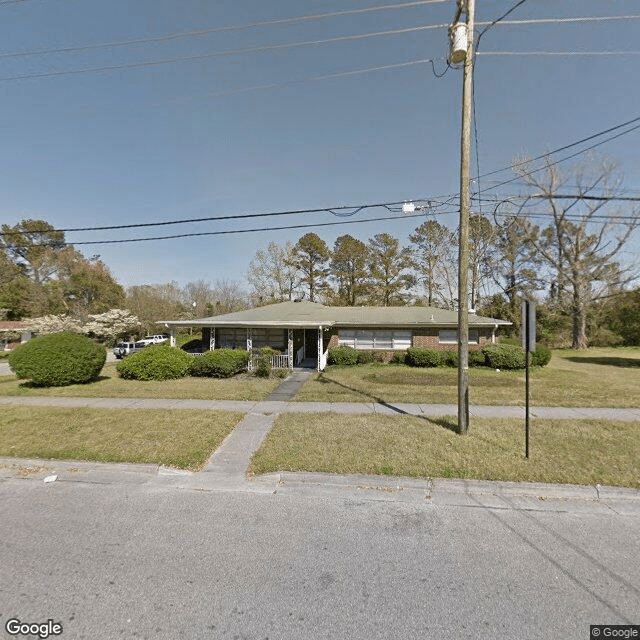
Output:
[250, 412, 640, 488]
[0, 361, 281, 400]
[0, 406, 243, 471]
[294, 347, 640, 407]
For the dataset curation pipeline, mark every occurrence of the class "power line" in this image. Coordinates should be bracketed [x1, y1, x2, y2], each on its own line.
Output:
[477, 50, 640, 57]
[0, 1, 447, 59]
[475, 0, 529, 46]
[0, 198, 443, 236]
[0, 24, 448, 83]
[32, 211, 435, 247]
[204, 58, 439, 99]
[473, 116, 640, 192]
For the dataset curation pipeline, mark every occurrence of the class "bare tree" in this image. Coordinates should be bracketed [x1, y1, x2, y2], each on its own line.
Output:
[247, 241, 299, 304]
[515, 154, 640, 348]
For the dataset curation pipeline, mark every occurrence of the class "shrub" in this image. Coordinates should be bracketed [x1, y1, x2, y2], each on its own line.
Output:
[117, 344, 193, 381]
[531, 344, 552, 367]
[482, 344, 525, 370]
[469, 349, 487, 367]
[442, 350, 459, 367]
[389, 350, 408, 365]
[188, 349, 250, 378]
[327, 346, 358, 366]
[406, 348, 443, 368]
[8, 332, 106, 387]
[356, 350, 386, 365]
[253, 348, 273, 378]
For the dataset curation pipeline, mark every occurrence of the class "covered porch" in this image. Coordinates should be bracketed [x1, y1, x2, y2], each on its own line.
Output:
[167, 325, 329, 371]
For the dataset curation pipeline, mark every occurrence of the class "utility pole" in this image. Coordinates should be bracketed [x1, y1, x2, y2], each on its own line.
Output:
[450, 0, 476, 434]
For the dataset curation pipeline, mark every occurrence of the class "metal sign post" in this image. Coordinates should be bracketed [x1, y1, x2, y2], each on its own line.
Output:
[522, 300, 536, 459]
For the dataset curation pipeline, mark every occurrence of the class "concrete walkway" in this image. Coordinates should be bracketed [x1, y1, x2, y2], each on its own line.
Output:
[2, 394, 640, 421]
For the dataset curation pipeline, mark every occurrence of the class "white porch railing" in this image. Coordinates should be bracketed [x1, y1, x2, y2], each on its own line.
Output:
[249, 354, 291, 369]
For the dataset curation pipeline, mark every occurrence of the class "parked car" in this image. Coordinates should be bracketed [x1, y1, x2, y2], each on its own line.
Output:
[136, 334, 170, 347]
[112, 341, 137, 359]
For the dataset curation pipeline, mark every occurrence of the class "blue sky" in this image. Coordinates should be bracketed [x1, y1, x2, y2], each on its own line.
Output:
[1, 0, 639, 290]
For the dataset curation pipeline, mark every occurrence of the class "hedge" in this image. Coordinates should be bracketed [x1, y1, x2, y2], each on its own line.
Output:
[531, 344, 552, 367]
[406, 348, 443, 367]
[481, 344, 526, 370]
[8, 332, 106, 387]
[327, 346, 358, 366]
[117, 344, 193, 381]
[188, 348, 250, 378]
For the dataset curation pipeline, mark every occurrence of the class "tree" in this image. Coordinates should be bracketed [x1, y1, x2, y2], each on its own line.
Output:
[289, 233, 330, 302]
[125, 283, 186, 334]
[468, 214, 495, 310]
[367, 233, 415, 306]
[0, 219, 65, 286]
[490, 215, 543, 328]
[206, 279, 248, 315]
[54, 249, 125, 316]
[409, 220, 456, 307]
[0, 249, 31, 319]
[83, 309, 141, 342]
[515, 154, 640, 349]
[329, 235, 369, 306]
[247, 241, 299, 303]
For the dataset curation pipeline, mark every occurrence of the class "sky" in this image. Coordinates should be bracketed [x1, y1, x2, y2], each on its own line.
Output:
[1, 0, 639, 292]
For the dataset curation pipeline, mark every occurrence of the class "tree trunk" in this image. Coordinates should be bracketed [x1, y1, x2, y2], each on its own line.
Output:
[572, 281, 588, 349]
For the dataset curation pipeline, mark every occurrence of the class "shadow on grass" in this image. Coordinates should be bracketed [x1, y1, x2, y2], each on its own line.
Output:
[315, 373, 462, 434]
[16, 375, 110, 389]
[564, 356, 640, 368]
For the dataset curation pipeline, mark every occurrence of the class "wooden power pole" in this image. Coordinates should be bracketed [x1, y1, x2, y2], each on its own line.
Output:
[451, 0, 476, 434]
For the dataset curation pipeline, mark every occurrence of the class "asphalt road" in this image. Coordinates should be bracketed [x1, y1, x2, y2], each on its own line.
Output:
[1, 477, 638, 640]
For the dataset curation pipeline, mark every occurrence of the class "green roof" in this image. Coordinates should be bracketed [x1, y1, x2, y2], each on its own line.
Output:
[161, 301, 511, 329]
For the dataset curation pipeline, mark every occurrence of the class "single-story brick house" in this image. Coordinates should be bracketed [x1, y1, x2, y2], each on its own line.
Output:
[160, 301, 511, 371]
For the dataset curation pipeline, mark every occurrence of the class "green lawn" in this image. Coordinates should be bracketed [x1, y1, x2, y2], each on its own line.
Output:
[0, 361, 280, 400]
[294, 347, 640, 407]
[0, 406, 243, 471]
[250, 412, 640, 488]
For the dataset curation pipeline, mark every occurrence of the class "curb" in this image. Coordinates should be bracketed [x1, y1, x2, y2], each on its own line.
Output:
[2, 457, 638, 513]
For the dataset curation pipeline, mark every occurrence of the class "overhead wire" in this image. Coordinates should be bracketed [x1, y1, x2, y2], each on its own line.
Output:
[29, 211, 439, 247]
[0, 198, 446, 236]
[472, 0, 531, 218]
[0, 24, 449, 83]
[0, 1, 448, 59]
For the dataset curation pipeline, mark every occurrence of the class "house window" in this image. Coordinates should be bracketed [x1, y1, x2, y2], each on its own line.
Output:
[438, 329, 478, 344]
[251, 328, 286, 350]
[338, 329, 411, 350]
[217, 328, 245, 349]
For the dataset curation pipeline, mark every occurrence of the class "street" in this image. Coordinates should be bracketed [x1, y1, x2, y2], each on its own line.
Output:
[1, 474, 638, 640]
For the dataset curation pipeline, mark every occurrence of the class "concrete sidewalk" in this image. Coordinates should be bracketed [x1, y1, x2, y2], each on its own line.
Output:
[2, 394, 640, 421]
[2, 390, 640, 507]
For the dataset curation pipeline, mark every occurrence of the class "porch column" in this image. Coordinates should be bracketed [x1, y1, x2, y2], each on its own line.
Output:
[169, 329, 176, 347]
[317, 325, 323, 372]
[209, 327, 216, 351]
[246, 328, 253, 370]
[288, 328, 293, 371]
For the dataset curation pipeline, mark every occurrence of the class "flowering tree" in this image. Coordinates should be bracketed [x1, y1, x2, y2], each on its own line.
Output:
[27, 309, 139, 342]
[83, 309, 140, 340]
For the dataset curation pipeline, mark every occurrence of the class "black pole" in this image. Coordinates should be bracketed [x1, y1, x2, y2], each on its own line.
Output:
[525, 301, 530, 459]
